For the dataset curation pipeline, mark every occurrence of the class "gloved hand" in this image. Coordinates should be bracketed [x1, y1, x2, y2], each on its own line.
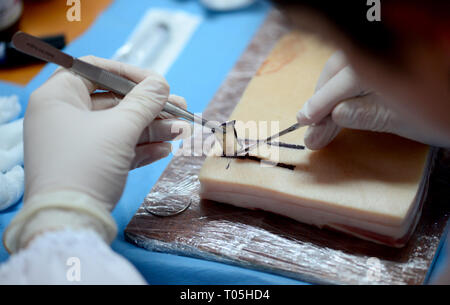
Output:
[4, 56, 190, 252]
[296, 51, 445, 150]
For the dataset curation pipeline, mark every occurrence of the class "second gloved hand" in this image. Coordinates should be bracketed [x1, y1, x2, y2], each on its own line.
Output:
[297, 51, 440, 150]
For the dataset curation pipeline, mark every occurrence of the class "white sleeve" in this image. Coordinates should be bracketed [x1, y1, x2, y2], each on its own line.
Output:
[0, 229, 147, 285]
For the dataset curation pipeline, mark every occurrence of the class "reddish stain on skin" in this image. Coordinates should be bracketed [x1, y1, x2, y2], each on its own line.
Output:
[256, 34, 305, 76]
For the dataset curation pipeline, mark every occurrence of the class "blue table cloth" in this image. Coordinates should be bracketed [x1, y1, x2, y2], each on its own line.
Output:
[0, 0, 447, 284]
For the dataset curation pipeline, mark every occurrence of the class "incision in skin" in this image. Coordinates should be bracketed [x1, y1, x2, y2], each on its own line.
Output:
[213, 121, 304, 171]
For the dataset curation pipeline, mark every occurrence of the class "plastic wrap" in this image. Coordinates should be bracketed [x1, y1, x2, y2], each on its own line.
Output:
[125, 10, 450, 284]
[112, 9, 201, 76]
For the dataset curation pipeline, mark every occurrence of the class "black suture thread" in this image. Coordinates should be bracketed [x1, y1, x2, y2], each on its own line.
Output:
[242, 139, 305, 150]
[267, 142, 305, 150]
[222, 154, 296, 171]
[213, 121, 304, 161]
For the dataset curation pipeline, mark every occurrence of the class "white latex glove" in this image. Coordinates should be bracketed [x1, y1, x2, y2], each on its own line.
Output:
[297, 51, 440, 150]
[4, 56, 189, 253]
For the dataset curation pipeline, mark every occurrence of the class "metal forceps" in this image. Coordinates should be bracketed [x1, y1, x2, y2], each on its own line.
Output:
[12, 32, 224, 133]
[12, 31, 225, 217]
[236, 122, 303, 155]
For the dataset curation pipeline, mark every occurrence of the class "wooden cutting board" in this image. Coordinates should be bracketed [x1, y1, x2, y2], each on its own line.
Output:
[125, 10, 450, 285]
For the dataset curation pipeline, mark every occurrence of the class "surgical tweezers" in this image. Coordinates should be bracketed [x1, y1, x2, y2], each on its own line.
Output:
[235, 122, 303, 155]
[12, 32, 223, 133]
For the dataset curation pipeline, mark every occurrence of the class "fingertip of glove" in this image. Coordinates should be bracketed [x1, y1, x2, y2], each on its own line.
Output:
[118, 74, 170, 123]
[168, 94, 187, 109]
[298, 98, 317, 122]
[304, 119, 341, 150]
[152, 142, 172, 159]
[297, 109, 311, 125]
[141, 74, 170, 93]
[304, 127, 323, 150]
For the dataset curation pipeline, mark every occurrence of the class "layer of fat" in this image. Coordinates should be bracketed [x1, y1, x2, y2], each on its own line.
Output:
[201, 137, 429, 224]
[200, 149, 430, 243]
